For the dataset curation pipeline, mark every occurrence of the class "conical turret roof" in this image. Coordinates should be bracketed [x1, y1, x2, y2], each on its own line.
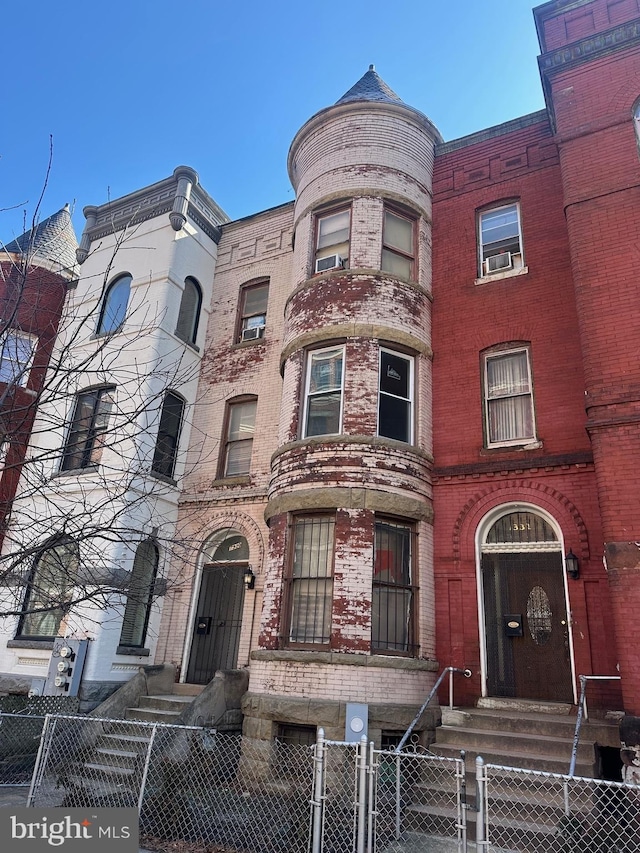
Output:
[2, 204, 79, 271]
[336, 65, 405, 106]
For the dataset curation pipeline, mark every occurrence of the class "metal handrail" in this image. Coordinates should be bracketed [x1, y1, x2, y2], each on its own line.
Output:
[568, 674, 621, 777]
[395, 665, 472, 753]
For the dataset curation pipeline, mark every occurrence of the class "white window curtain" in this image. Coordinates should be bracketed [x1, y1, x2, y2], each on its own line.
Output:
[486, 350, 534, 443]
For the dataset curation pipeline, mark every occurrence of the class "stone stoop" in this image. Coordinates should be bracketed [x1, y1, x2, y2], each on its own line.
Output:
[397, 700, 622, 850]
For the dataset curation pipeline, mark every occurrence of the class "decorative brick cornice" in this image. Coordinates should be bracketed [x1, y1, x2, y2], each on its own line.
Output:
[434, 450, 593, 480]
[538, 20, 640, 76]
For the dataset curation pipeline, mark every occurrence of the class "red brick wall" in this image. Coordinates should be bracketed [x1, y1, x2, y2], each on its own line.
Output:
[430, 111, 621, 708]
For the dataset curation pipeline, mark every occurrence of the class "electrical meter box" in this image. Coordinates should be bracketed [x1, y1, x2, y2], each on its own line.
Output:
[345, 703, 368, 743]
[44, 639, 89, 696]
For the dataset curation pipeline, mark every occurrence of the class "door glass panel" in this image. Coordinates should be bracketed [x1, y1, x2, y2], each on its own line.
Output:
[527, 585, 552, 646]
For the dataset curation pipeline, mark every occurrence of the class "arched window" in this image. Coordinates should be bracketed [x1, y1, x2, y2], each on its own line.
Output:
[175, 277, 202, 345]
[119, 539, 159, 649]
[96, 274, 131, 335]
[151, 390, 185, 479]
[17, 537, 79, 638]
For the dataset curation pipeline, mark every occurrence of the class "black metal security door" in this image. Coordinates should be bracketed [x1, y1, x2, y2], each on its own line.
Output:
[186, 565, 245, 684]
[483, 551, 572, 701]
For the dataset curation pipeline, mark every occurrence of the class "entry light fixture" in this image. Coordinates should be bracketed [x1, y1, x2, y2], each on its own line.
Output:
[565, 549, 580, 580]
[243, 566, 256, 590]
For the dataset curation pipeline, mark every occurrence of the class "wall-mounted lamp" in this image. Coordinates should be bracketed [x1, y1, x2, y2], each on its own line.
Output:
[565, 549, 580, 580]
[243, 567, 256, 590]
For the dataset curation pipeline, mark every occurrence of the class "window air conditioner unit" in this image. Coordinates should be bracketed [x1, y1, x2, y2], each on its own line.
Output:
[315, 254, 344, 274]
[241, 325, 265, 342]
[485, 252, 513, 274]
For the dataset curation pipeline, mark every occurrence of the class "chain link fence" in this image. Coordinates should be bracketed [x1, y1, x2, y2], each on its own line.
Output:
[481, 762, 640, 853]
[28, 714, 315, 853]
[372, 748, 467, 852]
[0, 697, 79, 787]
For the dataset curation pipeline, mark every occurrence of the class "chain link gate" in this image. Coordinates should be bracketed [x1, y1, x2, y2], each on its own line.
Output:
[476, 757, 640, 853]
[311, 730, 468, 853]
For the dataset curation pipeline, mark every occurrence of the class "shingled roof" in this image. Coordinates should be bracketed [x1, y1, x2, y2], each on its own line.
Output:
[2, 204, 79, 271]
[336, 65, 405, 106]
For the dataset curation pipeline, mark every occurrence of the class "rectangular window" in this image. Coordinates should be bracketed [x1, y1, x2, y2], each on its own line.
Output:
[378, 349, 413, 443]
[223, 398, 256, 476]
[287, 515, 334, 646]
[237, 281, 269, 343]
[303, 347, 344, 438]
[479, 203, 524, 276]
[381, 208, 415, 279]
[373, 519, 415, 655]
[152, 391, 185, 479]
[61, 387, 115, 471]
[0, 331, 37, 387]
[484, 348, 536, 446]
[315, 208, 350, 272]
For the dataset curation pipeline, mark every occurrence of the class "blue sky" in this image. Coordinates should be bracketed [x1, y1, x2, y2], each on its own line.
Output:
[1, 0, 545, 242]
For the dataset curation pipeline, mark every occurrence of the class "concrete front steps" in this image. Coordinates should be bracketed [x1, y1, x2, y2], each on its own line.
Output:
[431, 698, 619, 777]
[398, 699, 621, 852]
[124, 682, 203, 724]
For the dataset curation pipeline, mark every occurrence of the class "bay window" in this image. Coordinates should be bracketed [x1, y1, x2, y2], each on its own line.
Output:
[315, 208, 350, 272]
[381, 208, 415, 279]
[287, 515, 335, 646]
[373, 519, 415, 654]
[303, 346, 344, 437]
[378, 349, 413, 443]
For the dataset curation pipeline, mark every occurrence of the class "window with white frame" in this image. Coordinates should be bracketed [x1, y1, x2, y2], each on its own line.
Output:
[315, 208, 350, 273]
[222, 397, 256, 477]
[237, 280, 269, 343]
[0, 331, 37, 387]
[303, 346, 344, 438]
[286, 514, 335, 646]
[484, 347, 536, 446]
[479, 203, 524, 277]
[381, 208, 416, 279]
[634, 100, 640, 154]
[372, 518, 416, 654]
[378, 349, 413, 443]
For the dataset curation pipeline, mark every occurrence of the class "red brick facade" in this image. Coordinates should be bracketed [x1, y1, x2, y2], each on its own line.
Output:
[432, 0, 640, 713]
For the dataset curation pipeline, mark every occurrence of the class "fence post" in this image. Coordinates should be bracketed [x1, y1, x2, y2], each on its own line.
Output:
[475, 756, 487, 850]
[356, 735, 368, 853]
[367, 740, 375, 853]
[395, 752, 402, 840]
[311, 728, 325, 853]
[138, 723, 159, 813]
[27, 713, 53, 807]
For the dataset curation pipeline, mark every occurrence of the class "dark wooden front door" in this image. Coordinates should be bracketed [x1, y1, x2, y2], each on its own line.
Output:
[482, 552, 572, 701]
[186, 565, 245, 684]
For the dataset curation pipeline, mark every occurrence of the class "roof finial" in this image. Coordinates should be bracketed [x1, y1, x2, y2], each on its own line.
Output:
[369, 64, 375, 71]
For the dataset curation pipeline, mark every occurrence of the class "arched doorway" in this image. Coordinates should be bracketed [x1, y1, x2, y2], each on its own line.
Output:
[186, 529, 249, 684]
[479, 508, 573, 702]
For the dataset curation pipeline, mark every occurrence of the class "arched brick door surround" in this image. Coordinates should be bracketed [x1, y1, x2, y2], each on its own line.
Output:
[452, 480, 590, 565]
